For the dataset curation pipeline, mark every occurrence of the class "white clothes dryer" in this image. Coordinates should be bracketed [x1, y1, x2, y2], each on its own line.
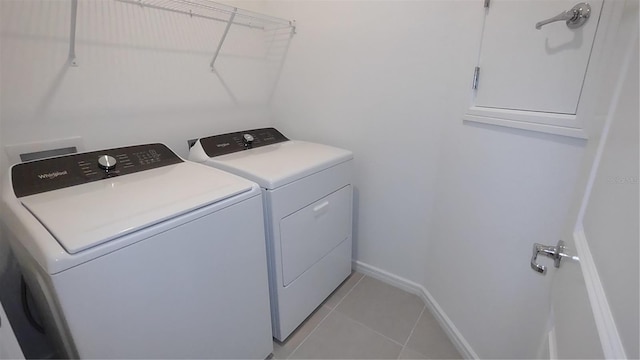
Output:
[189, 128, 353, 341]
[2, 143, 273, 359]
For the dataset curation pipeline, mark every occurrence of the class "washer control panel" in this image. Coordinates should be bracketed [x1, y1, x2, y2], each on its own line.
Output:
[12, 143, 183, 197]
[199, 127, 289, 157]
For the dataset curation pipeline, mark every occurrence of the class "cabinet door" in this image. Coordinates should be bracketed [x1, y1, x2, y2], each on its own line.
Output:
[475, 0, 603, 114]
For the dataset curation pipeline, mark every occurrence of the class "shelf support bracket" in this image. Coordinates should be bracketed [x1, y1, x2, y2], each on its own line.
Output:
[210, 8, 237, 71]
[68, 0, 79, 67]
[290, 20, 297, 35]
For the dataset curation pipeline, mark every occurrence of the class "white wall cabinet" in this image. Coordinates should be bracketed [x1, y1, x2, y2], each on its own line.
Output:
[464, 0, 612, 138]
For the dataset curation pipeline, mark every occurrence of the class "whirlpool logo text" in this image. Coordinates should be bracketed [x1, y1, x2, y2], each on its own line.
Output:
[38, 171, 68, 180]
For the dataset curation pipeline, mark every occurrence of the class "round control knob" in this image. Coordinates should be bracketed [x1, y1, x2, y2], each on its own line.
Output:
[243, 134, 254, 147]
[98, 155, 117, 171]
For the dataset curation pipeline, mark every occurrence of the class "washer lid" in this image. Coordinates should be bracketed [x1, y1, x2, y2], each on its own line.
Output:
[19, 162, 254, 254]
[206, 141, 353, 189]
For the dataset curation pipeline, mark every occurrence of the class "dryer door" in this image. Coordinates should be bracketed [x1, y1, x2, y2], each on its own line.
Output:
[280, 185, 352, 286]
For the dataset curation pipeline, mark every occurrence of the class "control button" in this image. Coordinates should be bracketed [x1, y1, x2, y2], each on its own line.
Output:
[243, 134, 254, 148]
[98, 155, 117, 171]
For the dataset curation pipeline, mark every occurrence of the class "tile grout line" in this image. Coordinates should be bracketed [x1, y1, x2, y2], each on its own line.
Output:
[329, 273, 366, 310]
[325, 274, 420, 351]
[285, 273, 366, 359]
[336, 310, 407, 348]
[284, 309, 332, 360]
[397, 304, 427, 359]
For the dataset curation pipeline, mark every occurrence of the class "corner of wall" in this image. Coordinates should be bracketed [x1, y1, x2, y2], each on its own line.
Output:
[353, 260, 479, 360]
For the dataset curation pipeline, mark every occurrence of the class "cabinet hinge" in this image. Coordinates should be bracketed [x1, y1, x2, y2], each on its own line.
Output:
[472, 66, 480, 90]
[484, 0, 490, 8]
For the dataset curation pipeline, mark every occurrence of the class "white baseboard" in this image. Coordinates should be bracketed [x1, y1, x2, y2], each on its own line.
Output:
[352, 260, 479, 360]
[548, 326, 557, 360]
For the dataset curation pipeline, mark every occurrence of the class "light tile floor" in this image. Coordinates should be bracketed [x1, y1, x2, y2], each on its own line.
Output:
[272, 272, 462, 359]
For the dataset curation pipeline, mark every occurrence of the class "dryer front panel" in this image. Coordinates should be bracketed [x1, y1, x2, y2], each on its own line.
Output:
[280, 185, 352, 286]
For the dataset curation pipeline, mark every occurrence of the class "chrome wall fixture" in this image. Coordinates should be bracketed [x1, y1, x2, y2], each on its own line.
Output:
[530, 240, 579, 274]
[535, 2, 591, 30]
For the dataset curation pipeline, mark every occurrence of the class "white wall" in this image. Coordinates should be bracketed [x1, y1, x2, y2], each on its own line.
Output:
[266, 1, 566, 357]
[0, 65, 7, 285]
[0, 45, 6, 274]
[268, 0, 484, 285]
[425, 123, 585, 358]
[265, 0, 632, 358]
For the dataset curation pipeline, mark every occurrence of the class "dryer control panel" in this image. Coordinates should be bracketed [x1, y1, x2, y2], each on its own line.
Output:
[198, 127, 289, 157]
[12, 143, 183, 197]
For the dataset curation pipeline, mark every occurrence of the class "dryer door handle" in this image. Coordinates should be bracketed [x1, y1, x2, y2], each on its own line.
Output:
[313, 201, 330, 215]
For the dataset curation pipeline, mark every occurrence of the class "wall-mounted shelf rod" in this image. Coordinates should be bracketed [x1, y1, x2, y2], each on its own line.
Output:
[68, 0, 78, 66]
[267, 23, 295, 104]
[210, 8, 236, 70]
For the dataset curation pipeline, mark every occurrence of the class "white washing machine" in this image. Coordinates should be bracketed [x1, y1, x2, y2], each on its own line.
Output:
[1, 143, 273, 359]
[189, 128, 353, 341]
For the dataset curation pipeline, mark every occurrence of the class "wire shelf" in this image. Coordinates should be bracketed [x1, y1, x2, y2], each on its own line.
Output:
[64, 0, 295, 104]
[114, 0, 294, 31]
